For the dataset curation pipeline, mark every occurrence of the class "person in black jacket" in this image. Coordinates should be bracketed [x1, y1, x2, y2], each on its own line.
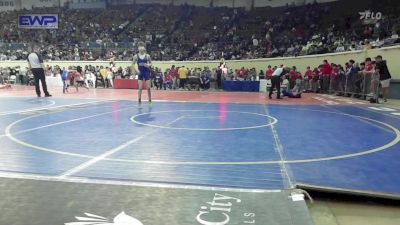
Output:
[269, 66, 289, 99]
[27, 45, 51, 97]
[375, 55, 392, 102]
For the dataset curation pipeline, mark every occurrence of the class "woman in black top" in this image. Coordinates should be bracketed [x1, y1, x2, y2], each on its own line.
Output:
[375, 55, 392, 102]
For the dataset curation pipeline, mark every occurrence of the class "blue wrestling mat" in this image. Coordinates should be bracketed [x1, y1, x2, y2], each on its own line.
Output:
[0, 96, 399, 198]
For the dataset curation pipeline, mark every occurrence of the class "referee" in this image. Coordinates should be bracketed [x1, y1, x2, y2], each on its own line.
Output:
[268, 66, 288, 99]
[27, 45, 51, 97]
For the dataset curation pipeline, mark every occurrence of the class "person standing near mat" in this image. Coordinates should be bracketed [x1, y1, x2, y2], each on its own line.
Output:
[321, 59, 332, 94]
[132, 41, 152, 103]
[375, 55, 391, 102]
[27, 45, 51, 97]
[269, 66, 288, 100]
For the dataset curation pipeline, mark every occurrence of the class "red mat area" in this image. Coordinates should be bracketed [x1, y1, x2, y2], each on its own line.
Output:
[0, 85, 365, 105]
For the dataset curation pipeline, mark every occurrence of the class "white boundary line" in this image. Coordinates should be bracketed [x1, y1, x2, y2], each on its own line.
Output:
[322, 105, 394, 134]
[59, 105, 224, 178]
[368, 107, 396, 112]
[130, 110, 278, 131]
[58, 115, 186, 178]
[356, 105, 400, 120]
[32, 96, 267, 106]
[263, 105, 294, 189]
[0, 104, 131, 139]
[4, 102, 400, 165]
[1, 97, 399, 192]
[0, 99, 56, 116]
[0, 99, 110, 116]
[58, 130, 159, 177]
[4, 105, 135, 158]
[0, 171, 280, 193]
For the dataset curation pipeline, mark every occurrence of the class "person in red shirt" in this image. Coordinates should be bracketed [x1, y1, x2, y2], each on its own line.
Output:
[311, 67, 320, 93]
[67, 69, 76, 91]
[304, 66, 313, 92]
[289, 66, 298, 89]
[362, 57, 374, 97]
[169, 65, 179, 89]
[321, 60, 332, 93]
[294, 69, 303, 92]
[329, 64, 339, 94]
[265, 65, 273, 80]
[236, 67, 248, 80]
[237, 69, 244, 80]
[239, 67, 249, 80]
[70, 70, 89, 92]
[163, 71, 173, 90]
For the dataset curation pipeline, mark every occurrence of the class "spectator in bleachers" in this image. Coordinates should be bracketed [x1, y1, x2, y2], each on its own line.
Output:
[0, 1, 400, 62]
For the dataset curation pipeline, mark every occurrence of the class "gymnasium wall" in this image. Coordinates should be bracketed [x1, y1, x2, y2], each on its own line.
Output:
[20, 0, 59, 9]
[1, 45, 398, 79]
[0, 0, 15, 11]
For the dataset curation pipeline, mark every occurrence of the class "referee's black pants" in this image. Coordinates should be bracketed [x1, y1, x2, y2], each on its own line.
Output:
[269, 76, 281, 99]
[31, 68, 50, 97]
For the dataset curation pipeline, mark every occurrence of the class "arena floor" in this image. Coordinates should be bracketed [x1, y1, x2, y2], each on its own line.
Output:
[0, 86, 399, 225]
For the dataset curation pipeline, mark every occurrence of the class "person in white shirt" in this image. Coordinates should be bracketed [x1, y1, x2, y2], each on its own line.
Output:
[107, 69, 114, 88]
[27, 45, 51, 97]
[268, 66, 288, 100]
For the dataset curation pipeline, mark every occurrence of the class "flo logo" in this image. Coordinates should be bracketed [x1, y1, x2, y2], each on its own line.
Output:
[65, 211, 144, 225]
[359, 10, 382, 20]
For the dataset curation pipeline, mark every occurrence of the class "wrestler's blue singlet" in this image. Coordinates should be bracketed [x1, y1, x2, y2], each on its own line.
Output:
[137, 54, 150, 81]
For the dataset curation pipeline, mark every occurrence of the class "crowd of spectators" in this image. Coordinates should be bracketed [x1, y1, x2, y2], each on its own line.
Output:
[262, 55, 391, 102]
[0, 0, 399, 62]
[0, 62, 241, 91]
